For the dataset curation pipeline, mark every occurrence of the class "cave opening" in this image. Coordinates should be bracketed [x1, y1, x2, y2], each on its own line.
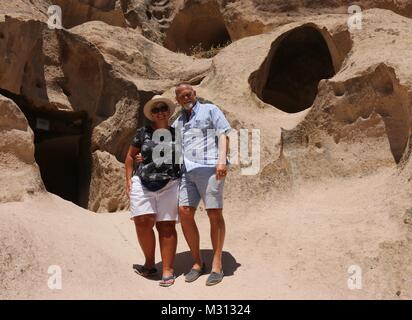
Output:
[164, 2, 231, 55]
[250, 26, 336, 113]
[30, 108, 92, 208]
[0, 89, 92, 208]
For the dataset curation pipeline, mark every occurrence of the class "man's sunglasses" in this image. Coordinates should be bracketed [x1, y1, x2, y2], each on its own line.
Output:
[151, 104, 169, 114]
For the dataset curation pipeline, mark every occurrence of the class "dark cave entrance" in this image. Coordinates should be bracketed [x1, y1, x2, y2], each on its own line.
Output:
[164, 2, 231, 55]
[250, 26, 336, 113]
[30, 109, 92, 207]
[0, 89, 92, 208]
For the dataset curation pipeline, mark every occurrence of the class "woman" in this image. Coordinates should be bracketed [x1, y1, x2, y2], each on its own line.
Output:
[125, 95, 181, 287]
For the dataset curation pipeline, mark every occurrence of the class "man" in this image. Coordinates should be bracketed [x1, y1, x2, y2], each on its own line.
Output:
[172, 83, 231, 286]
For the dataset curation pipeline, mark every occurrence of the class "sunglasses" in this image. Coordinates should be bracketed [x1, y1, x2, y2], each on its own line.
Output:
[151, 104, 169, 114]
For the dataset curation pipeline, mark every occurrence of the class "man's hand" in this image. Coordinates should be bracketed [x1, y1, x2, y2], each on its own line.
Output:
[216, 164, 227, 180]
[134, 153, 144, 166]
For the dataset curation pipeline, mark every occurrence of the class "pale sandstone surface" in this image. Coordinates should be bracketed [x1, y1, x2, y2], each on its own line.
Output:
[1, 2, 412, 299]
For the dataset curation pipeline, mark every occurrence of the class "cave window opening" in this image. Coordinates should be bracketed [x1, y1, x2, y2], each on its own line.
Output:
[164, 3, 232, 57]
[251, 26, 336, 113]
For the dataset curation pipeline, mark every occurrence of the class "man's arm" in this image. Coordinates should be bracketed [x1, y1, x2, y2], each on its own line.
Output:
[210, 105, 231, 180]
[216, 134, 229, 180]
[217, 134, 229, 164]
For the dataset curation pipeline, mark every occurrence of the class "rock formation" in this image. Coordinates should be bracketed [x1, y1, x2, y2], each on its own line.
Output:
[1, 0, 412, 299]
[0, 95, 44, 202]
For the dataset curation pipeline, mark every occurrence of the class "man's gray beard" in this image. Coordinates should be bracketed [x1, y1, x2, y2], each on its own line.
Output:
[183, 102, 194, 110]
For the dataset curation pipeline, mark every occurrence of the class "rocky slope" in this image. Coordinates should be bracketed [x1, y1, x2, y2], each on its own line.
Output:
[1, 0, 412, 299]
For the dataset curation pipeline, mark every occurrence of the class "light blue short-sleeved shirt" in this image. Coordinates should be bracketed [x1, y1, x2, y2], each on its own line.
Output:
[172, 100, 231, 172]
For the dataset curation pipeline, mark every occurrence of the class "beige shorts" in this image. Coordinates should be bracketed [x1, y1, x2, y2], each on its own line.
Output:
[129, 176, 179, 222]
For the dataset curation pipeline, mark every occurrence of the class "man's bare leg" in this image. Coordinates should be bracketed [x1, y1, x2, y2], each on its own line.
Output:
[207, 208, 225, 273]
[179, 206, 203, 270]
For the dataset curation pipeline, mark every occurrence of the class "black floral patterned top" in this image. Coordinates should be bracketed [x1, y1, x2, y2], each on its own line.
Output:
[131, 125, 181, 191]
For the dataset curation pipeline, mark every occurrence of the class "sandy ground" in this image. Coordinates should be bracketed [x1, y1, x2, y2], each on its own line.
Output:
[1, 4, 412, 301]
[1, 165, 410, 300]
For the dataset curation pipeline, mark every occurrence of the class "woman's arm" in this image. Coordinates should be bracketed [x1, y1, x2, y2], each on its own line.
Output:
[125, 145, 140, 198]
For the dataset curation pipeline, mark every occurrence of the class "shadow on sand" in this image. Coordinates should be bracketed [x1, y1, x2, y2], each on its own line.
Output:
[134, 250, 241, 281]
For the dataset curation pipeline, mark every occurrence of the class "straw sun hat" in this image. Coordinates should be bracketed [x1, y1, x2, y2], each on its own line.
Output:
[143, 95, 176, 121]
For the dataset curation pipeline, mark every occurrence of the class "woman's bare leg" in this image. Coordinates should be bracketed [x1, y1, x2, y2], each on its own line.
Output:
[133, 214, 156, 268]
[156, 221, 177, 278]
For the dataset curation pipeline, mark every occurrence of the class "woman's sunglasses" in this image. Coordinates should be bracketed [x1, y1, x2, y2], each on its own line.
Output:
[151, 104, 169, 114]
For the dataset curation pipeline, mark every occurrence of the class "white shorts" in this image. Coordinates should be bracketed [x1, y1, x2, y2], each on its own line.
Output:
[129, 176, 180, 222]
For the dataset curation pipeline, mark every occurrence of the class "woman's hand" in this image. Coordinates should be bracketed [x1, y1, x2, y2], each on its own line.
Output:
[134, 153, 144, 166]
